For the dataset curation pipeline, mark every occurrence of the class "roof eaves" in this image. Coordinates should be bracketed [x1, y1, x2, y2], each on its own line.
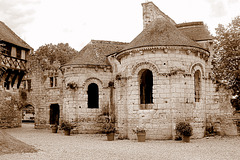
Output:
[113, 44, 210, 57]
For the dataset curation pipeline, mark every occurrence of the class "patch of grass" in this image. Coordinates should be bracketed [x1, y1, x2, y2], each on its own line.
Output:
[0, 130, 37, 155]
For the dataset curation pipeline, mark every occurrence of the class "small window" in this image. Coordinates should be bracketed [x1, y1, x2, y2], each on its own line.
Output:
[55, 77, 57, 87]
[50, 77, 54, 87]
[88, 83, 99, 108]
[194, 70, 201, 102]
[3, 44, 11, 56]
[16, 48, 21, 59]
[23, 80, 27, 89]
[49, 76, 58, 87]
[27, 79, 31, 91]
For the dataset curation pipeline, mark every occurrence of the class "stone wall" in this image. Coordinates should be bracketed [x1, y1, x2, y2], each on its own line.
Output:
[27, 49, 237, 139]
[62, 65, 112, 133]
[111, 46, 228, 140]
[0, 88, 22, 128]
[26, 68, 63, 129]
[205, 85, 238, 136]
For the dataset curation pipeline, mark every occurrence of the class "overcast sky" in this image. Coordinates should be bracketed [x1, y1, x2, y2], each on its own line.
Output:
[0, 0, 239, 51]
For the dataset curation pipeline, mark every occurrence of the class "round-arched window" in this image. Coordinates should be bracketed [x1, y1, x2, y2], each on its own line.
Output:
[194, 70, 201, 102]
[140, 69, 153, 104]
[88, 83, 99, 108]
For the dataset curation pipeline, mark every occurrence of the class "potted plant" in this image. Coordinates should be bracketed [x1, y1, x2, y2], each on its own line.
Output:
[61, 121, 72, 136]
[133, 126, 146, 142]
[175, 121, 193, 142]
[102, 118, 116, 141]
[66, 81, 78, 90]
[51, 123, 58, 133]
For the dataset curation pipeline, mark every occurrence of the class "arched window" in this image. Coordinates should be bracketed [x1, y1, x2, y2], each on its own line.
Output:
[88, 83, 99, 108]
[194, 70, 201, 102]
[140, 69, 153, 104]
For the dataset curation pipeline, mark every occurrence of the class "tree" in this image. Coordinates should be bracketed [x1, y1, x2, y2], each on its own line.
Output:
[212, 16, 240, 110]
[28, 43, 79, 72]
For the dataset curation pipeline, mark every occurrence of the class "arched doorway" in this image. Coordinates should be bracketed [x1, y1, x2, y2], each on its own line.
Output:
[22, 104, 35, 122]
[50, 104, 60, 125]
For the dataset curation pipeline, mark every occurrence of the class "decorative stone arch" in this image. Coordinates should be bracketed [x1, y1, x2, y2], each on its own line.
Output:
[82, 77, 103, 89]
[131, 61, 160, 76]
[130, 61, 158, 110]
[190, 63, 205, 77]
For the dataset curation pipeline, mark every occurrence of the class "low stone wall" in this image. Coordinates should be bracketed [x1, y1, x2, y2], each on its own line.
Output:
[206, 87, 238, 136]
[0, 89, 22, 128]
[71, 114, 107, 134]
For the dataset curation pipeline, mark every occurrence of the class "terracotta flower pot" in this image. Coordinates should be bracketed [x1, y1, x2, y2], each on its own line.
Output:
[137, 132, 146, 142]
[182, 135, 190, 143]
[52, 127, 58, 133]
[64, 129, 71, 136]
[106, 132, 115, 141]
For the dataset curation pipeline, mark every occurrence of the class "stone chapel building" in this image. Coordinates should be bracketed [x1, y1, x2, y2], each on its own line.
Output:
[32, 1, 238, 140]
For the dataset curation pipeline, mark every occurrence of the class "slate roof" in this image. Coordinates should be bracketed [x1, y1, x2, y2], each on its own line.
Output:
[0, 21, 32, 50]
[65, 40, 128, 66]
[176, 22, 213, 41]
[121, 17, 204, 53]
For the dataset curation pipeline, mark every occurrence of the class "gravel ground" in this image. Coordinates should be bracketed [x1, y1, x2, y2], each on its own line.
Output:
[1, 123, 240, 160]
[0, 129, 37, 155]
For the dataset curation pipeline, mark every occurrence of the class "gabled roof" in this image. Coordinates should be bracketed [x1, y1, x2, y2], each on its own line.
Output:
[121, 17, 205, 52]
[0, 21, 32, 50]
[176, 22, 213, 41]
[65, 40, 128, 66]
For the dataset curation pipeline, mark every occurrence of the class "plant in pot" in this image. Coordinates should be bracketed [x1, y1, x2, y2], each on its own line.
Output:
[60, 121, 72, 136]
[66, 81, 78, 90]
[175, 121, 193, 143]
[133, 126, 146, 142]
[102, 118, 116, 141]
[51, 123, 58, 133]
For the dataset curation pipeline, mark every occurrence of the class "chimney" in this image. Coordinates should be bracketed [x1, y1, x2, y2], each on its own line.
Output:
[142, 1, 176, 29]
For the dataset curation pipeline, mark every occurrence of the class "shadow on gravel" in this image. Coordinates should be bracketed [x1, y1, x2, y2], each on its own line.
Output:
[0, 129, 37, 155]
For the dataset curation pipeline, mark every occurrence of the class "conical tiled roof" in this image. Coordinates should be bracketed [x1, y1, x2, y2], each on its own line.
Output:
[176, 22, 213, 41]
[65, 40, 128, 66]
[0, 21, 32, 50]
[121, 17, 204, 52]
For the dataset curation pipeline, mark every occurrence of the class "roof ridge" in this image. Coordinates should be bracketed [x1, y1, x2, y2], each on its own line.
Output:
[90, 40, 128, 45]
[176, 22, 204, 28]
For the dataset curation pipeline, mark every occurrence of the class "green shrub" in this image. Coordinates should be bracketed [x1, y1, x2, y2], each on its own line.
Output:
[176, 122, 193, 136]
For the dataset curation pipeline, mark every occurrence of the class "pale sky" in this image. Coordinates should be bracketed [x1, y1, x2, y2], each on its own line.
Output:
[0, 0, 239, 51]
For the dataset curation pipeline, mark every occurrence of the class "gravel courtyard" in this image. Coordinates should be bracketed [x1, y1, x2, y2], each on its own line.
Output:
[1, 123, 240, 160]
